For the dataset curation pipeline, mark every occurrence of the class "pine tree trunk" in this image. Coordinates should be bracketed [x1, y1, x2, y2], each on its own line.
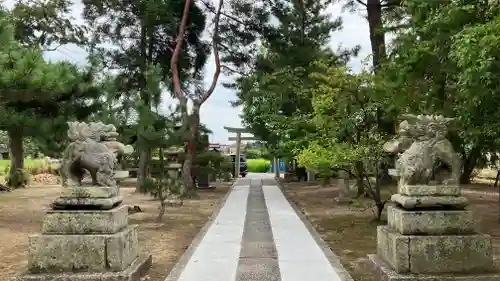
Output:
[136, 146, 150, 192]
[8, 129, 25, 187]
[366, 0, 386, 71]
[157, 147, 166, 221]
[274, 157, 280, 178]
[355, 162, 365, 197]
[181, 107, 200, 198]
[135, 13, 150, 193]
[460, 147, 480, 184]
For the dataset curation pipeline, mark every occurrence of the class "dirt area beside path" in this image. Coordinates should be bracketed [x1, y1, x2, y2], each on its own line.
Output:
[283, 181, 500, 281]
[0, 181, 232, 281]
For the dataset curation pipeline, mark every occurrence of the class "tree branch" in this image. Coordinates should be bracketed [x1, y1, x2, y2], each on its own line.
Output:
[194, 0, 223, 106]
[43, 44, 63, 52]
[222, 65, 246, 76]
[356, 0, 367, 7]
[200, 0, 245, 26]
[170, 0, 192, 101]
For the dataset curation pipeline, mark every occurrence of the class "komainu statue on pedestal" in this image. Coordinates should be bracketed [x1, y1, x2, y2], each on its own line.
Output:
[60, 121, 133, 187]
[383, 114, 461, 186]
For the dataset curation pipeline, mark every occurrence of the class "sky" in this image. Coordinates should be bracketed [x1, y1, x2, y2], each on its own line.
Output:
[11, 0, 372, 144]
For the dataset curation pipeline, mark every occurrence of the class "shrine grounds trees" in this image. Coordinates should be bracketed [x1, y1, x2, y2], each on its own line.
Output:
[230, 0, 500, 210]
[0, 14, 101, 188]
[2, 0, 500, 198]
[0, 0, 234, 197]
[2, 0, 500, 279]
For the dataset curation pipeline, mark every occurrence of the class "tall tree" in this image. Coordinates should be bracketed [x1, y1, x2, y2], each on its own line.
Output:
[228, 0, 357, 158]
[296, 63, 389, 219]
[82, 0, 210, 191]
[342, 0, 402, 71]
[0, 17, 100, 187]
[9, 0, 88, 50]
[382, 0, 497, 183]
[170, 0, 223, 196]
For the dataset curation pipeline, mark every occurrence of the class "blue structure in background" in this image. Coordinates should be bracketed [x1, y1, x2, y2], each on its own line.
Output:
[269, 159, 286, 173]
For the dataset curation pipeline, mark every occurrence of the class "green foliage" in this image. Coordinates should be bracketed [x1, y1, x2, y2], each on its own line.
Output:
[194, 150, 233, 181]
[247, 159, 270, 173]
[0, 159, 58, 176]
[379, 0, 500, 182]
[0, 12, 102, 187]
[4, 168, 29, 187]
[296, 63, 387, 168]
[295, 62, 390, 216]
[81, 0, 212, 192]
[246, 148, 270, 159]
[10, 0, 88, 49]
[0, 131, 40, 156]
[227, 0, 357, 156]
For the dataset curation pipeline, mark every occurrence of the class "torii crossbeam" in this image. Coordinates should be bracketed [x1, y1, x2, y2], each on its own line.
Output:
[223, 127, 259, 178]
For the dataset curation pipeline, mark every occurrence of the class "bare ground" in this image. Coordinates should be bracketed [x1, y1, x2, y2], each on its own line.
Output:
[0, 181, 232, 281]
[284, 181, 500, 281]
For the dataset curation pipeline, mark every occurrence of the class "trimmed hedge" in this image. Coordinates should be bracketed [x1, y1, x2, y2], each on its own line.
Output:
[247, 158, 270, 173]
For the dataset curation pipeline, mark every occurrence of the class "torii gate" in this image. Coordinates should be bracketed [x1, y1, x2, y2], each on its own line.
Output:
[224, 126, 259, 178]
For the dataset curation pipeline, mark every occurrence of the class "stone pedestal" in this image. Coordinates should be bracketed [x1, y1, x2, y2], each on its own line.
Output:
[13, 186, 152, 281]
[197, 172, 214, 190]
[335, 170, 351, 204]
[368, 184, 500, 281]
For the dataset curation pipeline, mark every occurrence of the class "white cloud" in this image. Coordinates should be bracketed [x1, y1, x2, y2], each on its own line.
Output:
[29, 0, 371, 144]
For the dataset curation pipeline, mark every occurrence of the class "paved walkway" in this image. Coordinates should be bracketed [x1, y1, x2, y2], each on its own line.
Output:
[165, 174, 352, 281]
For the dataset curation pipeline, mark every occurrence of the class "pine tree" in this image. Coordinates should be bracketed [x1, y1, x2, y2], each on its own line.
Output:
[82, 0, 210, 191]
[226, 0, 357, 155]
[0, 18, 100, 187]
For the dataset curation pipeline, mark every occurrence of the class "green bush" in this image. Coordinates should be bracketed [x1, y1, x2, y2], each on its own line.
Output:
[246, 148, 271, 160]
[246, 148, 263, 159]
[247, 158, 270, 173]
[5, 168, 30, 187]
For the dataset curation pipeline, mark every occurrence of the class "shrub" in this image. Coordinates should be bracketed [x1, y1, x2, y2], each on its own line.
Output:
[247, 158, 270, 173]
[5, 168, 30, 187]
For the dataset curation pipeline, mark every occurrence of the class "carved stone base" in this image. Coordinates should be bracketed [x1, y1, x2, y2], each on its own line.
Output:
[376, 226, 494, 274]
[367, 254, 500, 281]
[391, 194, 468, 210]
[386, 205, 475, 235]
[12, 254, 152, 281]
[42, 205, 128, 234]
[52, 196, 122, 210]
[397, 184, 460, 197]
[28, 225, 140, 273]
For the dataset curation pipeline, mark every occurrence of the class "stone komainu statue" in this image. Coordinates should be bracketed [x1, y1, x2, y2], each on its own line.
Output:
[383, 114, 461, 186]
[60, 121, 133, 187]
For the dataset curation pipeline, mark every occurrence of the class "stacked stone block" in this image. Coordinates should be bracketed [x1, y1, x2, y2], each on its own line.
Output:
[14, 186, 151, 281]
[369, 184, 500, 281]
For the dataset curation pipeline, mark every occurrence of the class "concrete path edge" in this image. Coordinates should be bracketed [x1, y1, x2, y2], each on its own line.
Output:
[274, 177, 355, 281]
[163, 181, 236, 281]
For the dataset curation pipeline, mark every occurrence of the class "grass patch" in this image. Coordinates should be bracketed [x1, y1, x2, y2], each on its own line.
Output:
[0, 159, 56, 176]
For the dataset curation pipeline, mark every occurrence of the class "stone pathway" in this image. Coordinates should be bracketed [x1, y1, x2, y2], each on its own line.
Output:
[165, 174, 352, 281]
